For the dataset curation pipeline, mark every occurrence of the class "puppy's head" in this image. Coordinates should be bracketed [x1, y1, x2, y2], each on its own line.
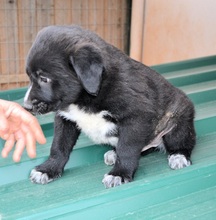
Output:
[24, 26, 104, 115]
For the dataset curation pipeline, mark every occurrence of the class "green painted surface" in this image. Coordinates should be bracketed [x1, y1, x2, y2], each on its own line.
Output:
[0, 56, 216, 219]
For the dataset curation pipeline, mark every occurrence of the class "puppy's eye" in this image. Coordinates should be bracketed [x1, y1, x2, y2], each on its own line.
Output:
[40, 76, 50, 83]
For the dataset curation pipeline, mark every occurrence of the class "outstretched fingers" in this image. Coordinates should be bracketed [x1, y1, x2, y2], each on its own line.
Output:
[20, 123, 37, 159]
[20, 111, 46, 145]
[13, 130, 26, 162]
[1, 134, 15, 158]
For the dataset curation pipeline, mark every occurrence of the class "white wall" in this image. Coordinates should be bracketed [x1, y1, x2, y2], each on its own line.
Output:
[130, 0, 216, 65]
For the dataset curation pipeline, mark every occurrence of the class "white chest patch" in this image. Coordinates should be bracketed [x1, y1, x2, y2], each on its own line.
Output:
[58, 104, 118, 147]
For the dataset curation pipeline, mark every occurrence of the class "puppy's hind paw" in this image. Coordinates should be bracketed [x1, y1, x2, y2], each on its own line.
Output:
[104, 150, 117, 166]
[168, 154, 191, 170]
[102, 174, 129, 188]
[30, 169, 59, 184]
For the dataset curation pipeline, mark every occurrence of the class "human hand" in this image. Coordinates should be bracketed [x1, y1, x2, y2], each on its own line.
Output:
[0, 99, 46, 162]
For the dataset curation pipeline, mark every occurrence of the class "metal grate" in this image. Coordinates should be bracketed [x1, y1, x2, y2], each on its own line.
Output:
[0, 0, 131, 90]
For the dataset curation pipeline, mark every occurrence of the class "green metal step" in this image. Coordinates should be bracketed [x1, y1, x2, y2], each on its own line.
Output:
[152, 55, 216, 74]
[162, 64, 216, 87]
[180, 80, 216, 104]
[0, 131, 216, 219]
[0, 55, 216, 219]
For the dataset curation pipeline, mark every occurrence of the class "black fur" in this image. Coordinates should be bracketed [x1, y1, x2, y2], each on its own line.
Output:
[24, 25, 196, 187]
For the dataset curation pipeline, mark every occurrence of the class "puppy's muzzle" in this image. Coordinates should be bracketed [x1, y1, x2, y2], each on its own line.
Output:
[24, 99, 48, 115]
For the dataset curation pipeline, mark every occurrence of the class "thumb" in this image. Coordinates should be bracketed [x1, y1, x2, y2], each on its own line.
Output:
[0, 108, 10, 140]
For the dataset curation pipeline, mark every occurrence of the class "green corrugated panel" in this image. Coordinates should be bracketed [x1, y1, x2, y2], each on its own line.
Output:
[0, 56, 216, 220]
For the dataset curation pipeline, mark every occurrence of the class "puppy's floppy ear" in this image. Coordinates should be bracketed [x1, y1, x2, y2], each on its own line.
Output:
[70, 44, 103, 96]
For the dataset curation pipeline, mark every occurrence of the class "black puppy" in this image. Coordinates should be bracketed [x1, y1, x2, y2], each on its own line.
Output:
[24, 25, 196, 188]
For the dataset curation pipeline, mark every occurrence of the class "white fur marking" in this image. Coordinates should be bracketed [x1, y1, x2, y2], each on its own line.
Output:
[58, 104, 118, 146]
[102, 174, 129, 188]
[24, 83, 33, 109]
[30, 169, 54, 184]
[104, 150, 117, 165]
[168, 154, 191, 170]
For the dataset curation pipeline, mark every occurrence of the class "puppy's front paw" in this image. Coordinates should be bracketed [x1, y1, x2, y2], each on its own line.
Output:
[168, 154, 191, 170]
[102, 174, 129, 188]
[30, 169, 61, 184]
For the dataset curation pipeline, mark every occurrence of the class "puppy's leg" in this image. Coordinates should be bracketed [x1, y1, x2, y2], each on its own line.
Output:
[102, 122, 146, 188]
[30, 115, 80, 184]
[164, 118, 196, 170]
[102, 146, 141, 188]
